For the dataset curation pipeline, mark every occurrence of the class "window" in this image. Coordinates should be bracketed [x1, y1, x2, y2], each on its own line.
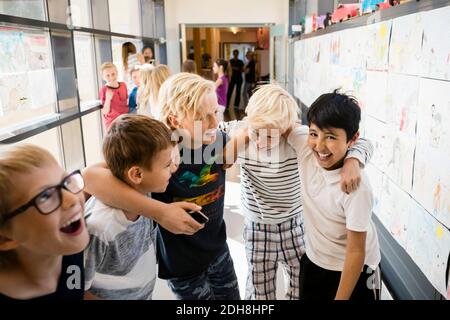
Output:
[1, 0, 165, 174]
[70, 0, 92, 28]
[47, 0, 69, 24]
[74, 32, 98, 108]
[91, 0, 109, 31]
[21, 127, 63, 165]
[141, 0, 155, 38]
[81, 111, 103, 166]
[109, 0, 141, 36]
[0, 25, 57, 130]
[0, 0, 46, 21]
[50, 30, 78, 111]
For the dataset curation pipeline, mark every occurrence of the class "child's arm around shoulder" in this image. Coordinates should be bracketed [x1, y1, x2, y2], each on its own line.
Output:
[82, 162, 204, 235]
[222, 121, 249, 169]
[341, 137, 374, 194]
[284, 123, 310, 161]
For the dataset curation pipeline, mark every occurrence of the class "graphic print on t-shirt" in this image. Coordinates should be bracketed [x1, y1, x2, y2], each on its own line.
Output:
[179, 159, 219, 188]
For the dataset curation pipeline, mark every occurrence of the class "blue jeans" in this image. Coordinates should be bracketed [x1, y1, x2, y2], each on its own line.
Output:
[167, 245, 240, 300]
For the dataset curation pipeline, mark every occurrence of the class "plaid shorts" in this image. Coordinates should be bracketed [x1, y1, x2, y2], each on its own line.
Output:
[244, 215, 305, 300]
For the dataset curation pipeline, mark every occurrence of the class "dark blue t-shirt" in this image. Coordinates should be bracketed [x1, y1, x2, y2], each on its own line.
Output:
[0, 251, 84, 301]
[152, 131, 228, 279]
[128, 86, 138, 113]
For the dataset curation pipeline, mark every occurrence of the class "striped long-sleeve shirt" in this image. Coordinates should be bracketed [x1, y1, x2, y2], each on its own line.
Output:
[238, 139, 304, 224]
[220, 121, 374, 225]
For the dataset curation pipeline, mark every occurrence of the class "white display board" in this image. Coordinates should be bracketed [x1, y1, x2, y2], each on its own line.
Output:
[293, 6, 450, 298]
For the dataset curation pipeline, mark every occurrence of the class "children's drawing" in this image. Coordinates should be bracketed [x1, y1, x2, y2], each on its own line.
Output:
[329, 33, 340, 65]
[360, 70, 388, 122]
[389, 12, 424, 75]
[413, 79, 450, 228]
[386, 73, 420, 137]
[366, 164, 385, 218]
[364, 116, 389, 170]
[421, 6, 450, 81]
[366, 20, 392, 71]
[385, 131, 415, 193]
[406, 203, 450, 297]
[379, 178, 411, 249]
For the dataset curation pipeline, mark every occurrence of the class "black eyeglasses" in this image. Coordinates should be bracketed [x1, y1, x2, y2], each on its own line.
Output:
[3, 170, 85, 222]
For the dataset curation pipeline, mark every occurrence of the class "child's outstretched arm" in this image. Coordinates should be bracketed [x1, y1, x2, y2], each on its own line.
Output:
[82, 163, 204, 235]
[341, 138, 374, 193]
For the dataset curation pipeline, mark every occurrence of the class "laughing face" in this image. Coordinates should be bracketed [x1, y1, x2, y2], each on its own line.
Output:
[0, 161, 89, 256]
[179, 90, 219, 146]
[307, 123, 358, 170]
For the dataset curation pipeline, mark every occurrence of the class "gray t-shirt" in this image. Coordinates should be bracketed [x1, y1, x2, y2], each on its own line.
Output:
[84, 197, 157, 300]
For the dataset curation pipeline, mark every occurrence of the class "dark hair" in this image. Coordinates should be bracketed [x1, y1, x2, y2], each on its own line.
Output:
[215, 59, 228, 72]
[233, 49, 239, 55]
[307, 90, 361, 142]
[103, 115, 174, 180]
[142, 45, 153, 54]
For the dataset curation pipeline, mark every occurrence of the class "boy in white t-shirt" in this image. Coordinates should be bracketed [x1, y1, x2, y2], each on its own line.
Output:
[287, 91, 381, 300]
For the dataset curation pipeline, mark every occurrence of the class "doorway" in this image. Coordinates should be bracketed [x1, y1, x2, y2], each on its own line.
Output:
[181, 25, 271, 119]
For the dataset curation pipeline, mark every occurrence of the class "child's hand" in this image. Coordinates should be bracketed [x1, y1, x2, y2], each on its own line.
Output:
[282, 122, 301, 139]
[105, 89, 114, 101]
[340, 158, 361, 194]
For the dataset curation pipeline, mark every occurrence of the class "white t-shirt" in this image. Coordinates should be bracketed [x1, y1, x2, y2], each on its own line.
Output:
[288, 126, 381, 271]
[84, 197, 157, 300]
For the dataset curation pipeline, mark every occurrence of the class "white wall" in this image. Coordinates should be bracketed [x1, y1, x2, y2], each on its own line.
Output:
[164, 0, 289, 72]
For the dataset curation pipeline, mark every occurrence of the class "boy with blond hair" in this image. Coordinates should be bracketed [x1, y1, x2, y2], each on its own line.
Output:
[99, 62, 129, 130]
[0, 145, 89, 300]
[223, 84, 373, 300]
[84, 115, 177, 300]
[83, 73, 240, 300]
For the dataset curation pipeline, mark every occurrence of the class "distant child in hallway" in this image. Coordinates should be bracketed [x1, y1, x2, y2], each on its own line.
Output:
[137, 64, 171, 119]
[213, 59, 229, 122]
[128, 66, 140, 114]
[99, 62, 129, 131]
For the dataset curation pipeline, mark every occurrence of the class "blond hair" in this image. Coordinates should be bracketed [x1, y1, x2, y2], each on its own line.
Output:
[103, 114, 174, 180]
[245, 84, 299, 129]
[159, 72, 216, 128]
[0, 144, 57, 225]
[137, 64, 171, 116]
[101, 62, 117, 73]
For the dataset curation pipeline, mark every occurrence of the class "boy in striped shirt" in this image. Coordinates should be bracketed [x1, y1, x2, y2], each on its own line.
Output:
[223, 84, 373, 300]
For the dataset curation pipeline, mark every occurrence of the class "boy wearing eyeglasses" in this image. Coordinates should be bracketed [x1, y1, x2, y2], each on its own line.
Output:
[0, 144, 89, 300]
[83, 115, 177, 300]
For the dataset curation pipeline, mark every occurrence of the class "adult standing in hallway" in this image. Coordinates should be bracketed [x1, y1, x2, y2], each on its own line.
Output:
[227, 49, 244, 110]
[242, 51, 256, 108]
[122, 42, 144, 86]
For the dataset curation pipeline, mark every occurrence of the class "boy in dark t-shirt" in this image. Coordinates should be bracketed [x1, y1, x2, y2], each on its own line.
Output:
[82, 73, 240, 300]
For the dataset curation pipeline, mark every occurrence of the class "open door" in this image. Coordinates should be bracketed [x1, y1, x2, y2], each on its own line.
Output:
[269, 24, 288, 89]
